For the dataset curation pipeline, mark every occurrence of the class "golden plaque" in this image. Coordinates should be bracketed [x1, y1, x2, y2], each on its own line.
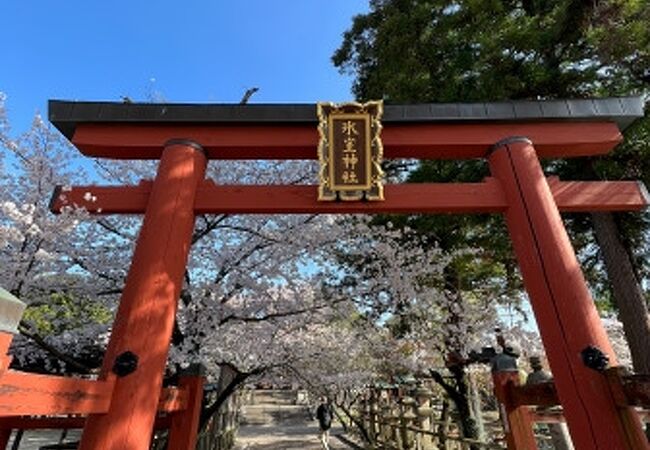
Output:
[317, 101, 384, 201]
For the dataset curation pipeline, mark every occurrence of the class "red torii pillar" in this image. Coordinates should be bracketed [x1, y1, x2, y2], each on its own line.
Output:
[489, 137, 647, 450]
[79, 139, 206, 450]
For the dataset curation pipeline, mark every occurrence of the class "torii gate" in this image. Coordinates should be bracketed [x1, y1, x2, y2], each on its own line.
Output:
[0, 97, 648, 449]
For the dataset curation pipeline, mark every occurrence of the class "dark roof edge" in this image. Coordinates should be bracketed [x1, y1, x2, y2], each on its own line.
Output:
[49, 97, 645, 140]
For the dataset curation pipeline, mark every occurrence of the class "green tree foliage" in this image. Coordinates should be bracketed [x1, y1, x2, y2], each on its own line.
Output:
[334, 0, 649, 102]
[22, 293, 112, 335]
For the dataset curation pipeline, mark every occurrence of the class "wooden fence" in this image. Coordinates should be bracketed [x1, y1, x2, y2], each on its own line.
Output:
[354, 385, 506, 450]
[194, 392, 239, 450]
[351, 364, 650, 450]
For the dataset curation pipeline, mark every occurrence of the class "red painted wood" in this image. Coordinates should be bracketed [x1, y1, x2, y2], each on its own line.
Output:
[0, 371, 113, 416]
[0, 382, 185, 420]
[547, 177, 649, 212]
[167, 374, 205, 450]
[78, 141, 207, 450]
[71, 122, 621, 159]
[49, 179, 648, 215]
[510, 381, 559, 407]
[492, 371, 537, 450]
[488, 139, 646, 450]
[51, 180, 503, 214]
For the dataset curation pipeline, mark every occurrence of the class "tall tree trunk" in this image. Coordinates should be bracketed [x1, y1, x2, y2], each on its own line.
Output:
[431, 368, 479, 450]
[199, 365, 264, 430]
[591, 212, 650, 373]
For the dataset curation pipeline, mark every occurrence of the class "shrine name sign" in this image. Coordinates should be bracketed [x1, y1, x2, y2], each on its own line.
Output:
[317, 101, 384, 201]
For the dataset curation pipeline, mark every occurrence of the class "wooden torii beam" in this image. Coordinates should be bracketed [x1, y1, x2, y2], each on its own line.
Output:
[51, 177, 649, 215]
[1, 98, 647, 450]
[71, 121, 620, 159]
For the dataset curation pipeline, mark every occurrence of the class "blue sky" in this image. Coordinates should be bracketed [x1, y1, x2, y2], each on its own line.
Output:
[1, 1, 368, 131]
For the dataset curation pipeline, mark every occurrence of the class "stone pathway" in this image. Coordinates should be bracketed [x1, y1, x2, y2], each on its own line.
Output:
[234, 423, 348, 450]
[234, 391, 353, 450]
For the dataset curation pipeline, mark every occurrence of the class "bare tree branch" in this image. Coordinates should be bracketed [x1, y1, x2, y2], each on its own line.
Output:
[18, 323, 95, 374]
[219, 298, 346, 326]
[239, 87, 259, 104]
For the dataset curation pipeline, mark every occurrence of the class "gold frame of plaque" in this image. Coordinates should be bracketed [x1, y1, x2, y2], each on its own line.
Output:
[317, 101, 384, 201]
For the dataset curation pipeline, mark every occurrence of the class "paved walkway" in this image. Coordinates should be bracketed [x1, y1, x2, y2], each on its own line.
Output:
[234, 423, 349, 450]
[233, 391, 354, 450]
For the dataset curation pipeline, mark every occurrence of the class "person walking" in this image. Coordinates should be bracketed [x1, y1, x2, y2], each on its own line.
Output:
[316, 397, 333, 450]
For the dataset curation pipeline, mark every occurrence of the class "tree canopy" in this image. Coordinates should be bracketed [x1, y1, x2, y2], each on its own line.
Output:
[334, 0, 649, 103]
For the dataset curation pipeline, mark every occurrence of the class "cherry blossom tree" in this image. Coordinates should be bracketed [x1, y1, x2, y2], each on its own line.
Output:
[0, 94, 382, 426]
[324, 218, 505, 443]
[0, 94, 109, 373]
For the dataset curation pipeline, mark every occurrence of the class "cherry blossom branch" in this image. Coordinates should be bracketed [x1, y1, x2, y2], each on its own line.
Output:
[191, 214, 230, 244]
[96, 218, 132, 240]
[218, 299, 346, 326]
[18, 323, 95, 374]
[70, 256, 122, 285]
